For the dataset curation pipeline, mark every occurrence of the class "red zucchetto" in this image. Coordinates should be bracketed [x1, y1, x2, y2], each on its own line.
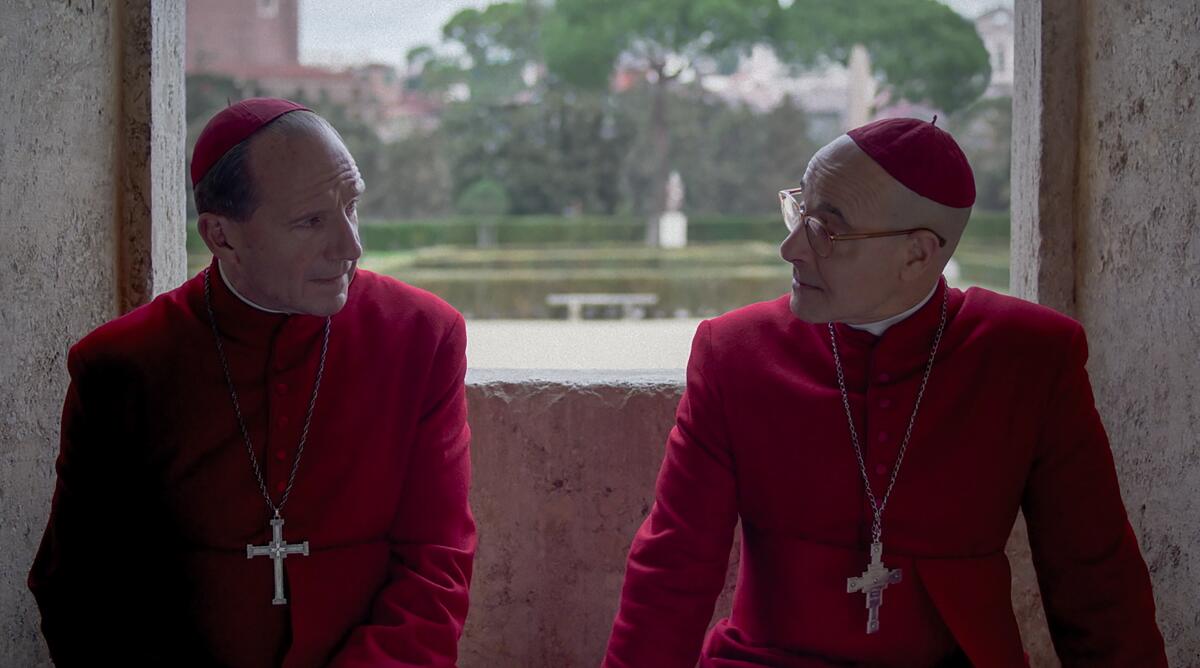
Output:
[190, 97, 310, 187]
[847, 117, 976, 209]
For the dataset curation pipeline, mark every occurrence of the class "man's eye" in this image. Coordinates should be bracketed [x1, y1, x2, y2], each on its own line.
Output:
[301, 217, 321, 227]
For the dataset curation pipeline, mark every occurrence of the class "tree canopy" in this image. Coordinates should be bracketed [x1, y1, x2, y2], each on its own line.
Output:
[543, 0, 776, 89]
[541, 0, 990, 113]
[769, 0, 991, 113]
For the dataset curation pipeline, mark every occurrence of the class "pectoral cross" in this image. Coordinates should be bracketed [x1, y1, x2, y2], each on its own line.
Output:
[246, 516, 309, 606]
[846, 542, 902, 634]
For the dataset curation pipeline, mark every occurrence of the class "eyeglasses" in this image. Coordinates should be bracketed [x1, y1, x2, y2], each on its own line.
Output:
[778, 187, 947, 259]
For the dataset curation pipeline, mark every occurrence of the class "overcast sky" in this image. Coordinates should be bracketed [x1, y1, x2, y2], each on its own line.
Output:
[299, 0, 1014, 70]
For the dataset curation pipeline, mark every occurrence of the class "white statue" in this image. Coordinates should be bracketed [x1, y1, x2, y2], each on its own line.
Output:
[665, 170, 685, 212]
[660, 170, 688, 248]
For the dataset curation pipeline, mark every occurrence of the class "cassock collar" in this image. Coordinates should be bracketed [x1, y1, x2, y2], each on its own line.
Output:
[194, 257, 329, 347]
[829, 275, 964, 379]
[846, 282, 939, 337]
[218, 260, 289, 314]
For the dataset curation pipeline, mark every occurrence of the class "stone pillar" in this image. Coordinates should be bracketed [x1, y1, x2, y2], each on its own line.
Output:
[1070, 2, 1200, 662]
[1012, 1, 1200, 665]
[1011, 0, 1082, 315]
[0, 2, 185, 664]
[118, 0, 188, 311]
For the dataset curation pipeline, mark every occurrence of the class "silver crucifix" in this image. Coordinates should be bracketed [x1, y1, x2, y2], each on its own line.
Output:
[846, 542, 902, 634]
[246, 516, 310, 606]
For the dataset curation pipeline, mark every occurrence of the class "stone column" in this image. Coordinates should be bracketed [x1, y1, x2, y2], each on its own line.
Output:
[118, 0, 188, 311]
[1011, 0, 1082, 315]
[1012, 1, 1200, 665]
[1070, 2, 1200, 663]
[0, 2, 185, 664]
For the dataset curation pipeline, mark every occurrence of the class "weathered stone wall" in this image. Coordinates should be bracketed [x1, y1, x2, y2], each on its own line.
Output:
[461, 371, 738, 667]
[1074, 2, 1200, 663]
[1013, 1, 1200, 665]
[0, 2, 185, 665]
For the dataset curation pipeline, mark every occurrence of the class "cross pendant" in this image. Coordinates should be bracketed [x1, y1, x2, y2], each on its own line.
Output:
[246, 516, 310, 606]
[846, 541, 902, 634]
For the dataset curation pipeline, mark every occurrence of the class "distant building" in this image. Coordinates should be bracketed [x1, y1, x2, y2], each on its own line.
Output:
[976, 7, 1015, 97]
[185, 0, 438, 141]
[186, 0, 300, 76]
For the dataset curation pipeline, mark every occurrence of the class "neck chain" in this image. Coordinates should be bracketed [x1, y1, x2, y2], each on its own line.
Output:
[831, 285, 948, 633]
[202, 267, 330, 520]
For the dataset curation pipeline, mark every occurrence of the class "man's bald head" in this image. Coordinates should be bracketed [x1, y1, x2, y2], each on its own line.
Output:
[806, 135, 970, 265]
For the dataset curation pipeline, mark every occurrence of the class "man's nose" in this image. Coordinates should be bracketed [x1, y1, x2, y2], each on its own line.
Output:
[779, 224, 814, 263]
[329, 211, 363, 263]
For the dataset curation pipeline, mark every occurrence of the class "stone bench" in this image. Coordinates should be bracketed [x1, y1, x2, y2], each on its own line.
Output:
[546, 293, 658, 321]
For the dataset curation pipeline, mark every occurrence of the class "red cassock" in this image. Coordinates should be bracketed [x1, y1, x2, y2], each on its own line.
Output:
[604, 278, 1166, 668]
[29, 260, 475, 667]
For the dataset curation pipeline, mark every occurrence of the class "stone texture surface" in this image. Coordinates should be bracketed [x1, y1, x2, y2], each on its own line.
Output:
[1013, 1, 1200, 665]
[0, 2, 185, 665]
[1073, 2, 1200, 664]
[461, 370, 740, 667]
[1010, 0, 1080, 315]
[120, 0, 187, 310]
[0, 3, 119, 664]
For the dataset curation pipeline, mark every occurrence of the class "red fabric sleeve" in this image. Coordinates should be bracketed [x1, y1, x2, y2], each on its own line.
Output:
[329, 313, 476, 667]
[28, 348, 210, 666]
[1022, 326, 1166, 667]
[603, 320, 739, 668]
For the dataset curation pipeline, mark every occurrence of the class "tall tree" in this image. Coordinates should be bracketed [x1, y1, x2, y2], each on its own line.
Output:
[439, 89, 634, 216]
[543, 0, 776, 242]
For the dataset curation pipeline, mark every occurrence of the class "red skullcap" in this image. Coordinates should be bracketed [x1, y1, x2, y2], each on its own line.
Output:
[847, 117, 976, 208]
[190, 97, 311, 187]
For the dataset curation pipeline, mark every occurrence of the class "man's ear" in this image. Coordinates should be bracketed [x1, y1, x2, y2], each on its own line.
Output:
[898, 230, 941, 282]
[197, 212, 239, 264]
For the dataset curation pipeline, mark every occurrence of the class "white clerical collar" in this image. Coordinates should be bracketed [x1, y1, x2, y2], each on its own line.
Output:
[846, 282, 939, 337]
[217, 260, 290, 315]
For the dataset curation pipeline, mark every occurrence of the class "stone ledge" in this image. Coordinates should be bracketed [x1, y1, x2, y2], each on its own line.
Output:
[468, 368, 686, 389]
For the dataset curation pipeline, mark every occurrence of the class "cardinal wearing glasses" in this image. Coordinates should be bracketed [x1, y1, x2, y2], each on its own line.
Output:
[602, 118, 1166, 667]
